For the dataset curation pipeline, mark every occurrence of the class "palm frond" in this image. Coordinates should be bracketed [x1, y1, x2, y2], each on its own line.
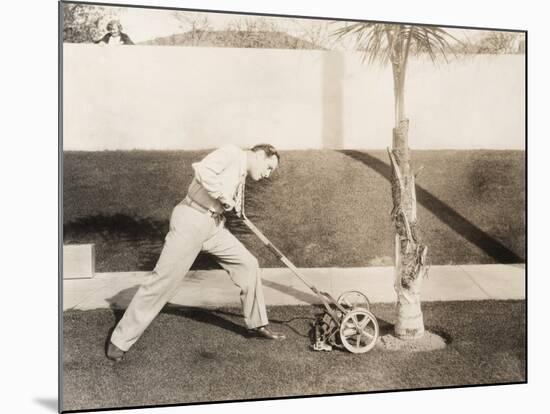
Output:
[412, 26, 460, 63]
[411, 27, 439, 62]
[332, 22, 395, 65]
[332, 22, 460, 66]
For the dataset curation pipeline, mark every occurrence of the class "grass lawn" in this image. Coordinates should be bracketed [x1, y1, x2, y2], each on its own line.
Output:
[63, 150, 525, 271]
[62, 300, 525, 412]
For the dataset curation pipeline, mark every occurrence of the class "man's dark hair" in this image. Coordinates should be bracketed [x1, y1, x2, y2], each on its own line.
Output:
[250, 144, 280, 164]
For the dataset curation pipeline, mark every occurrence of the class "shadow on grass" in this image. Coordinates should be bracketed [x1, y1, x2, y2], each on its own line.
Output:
[427, 325, 454, 345]
[104, 285, 395, 343]
[63, 213, 223, 271]
[105, 287, 266, 339]
[163, 306, 250, 337]
[62, 177, 275, 271]
[339, 150, 523, 263]
[64, 213, 167, 243]
[105, 288, 249, 338]
[164, 307, 320, 340]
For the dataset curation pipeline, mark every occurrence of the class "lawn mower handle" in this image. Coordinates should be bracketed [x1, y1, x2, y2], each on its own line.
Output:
[241, 215, 343, 303]
[241, 215, 317, 291]
[241, 214, 351, 325]
[240, 214, 380, 353]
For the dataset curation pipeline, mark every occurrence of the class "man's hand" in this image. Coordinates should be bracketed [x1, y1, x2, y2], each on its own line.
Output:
[221, 200, 235, 212]
[222, 200, 243, 217]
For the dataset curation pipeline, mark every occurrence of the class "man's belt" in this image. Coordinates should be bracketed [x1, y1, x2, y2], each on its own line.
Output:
[183, 195, 223, 218]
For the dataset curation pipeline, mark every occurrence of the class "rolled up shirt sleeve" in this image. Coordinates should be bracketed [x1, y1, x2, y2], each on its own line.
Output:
[192, 145, 240, 206]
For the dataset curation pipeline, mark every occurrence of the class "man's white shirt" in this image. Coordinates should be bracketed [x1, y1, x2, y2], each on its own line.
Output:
[192, 145, 247, 211]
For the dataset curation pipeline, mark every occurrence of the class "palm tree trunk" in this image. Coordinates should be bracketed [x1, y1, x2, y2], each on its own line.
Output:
[389, 62, 428, 340]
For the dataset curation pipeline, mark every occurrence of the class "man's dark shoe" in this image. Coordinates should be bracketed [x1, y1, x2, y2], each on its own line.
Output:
[248, 325, 286, 340]
[106, 341, 126, 362]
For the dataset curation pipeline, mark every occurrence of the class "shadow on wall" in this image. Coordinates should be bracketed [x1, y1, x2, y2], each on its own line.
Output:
[339, 150, 523, 263]
[322, 51, 344, 150]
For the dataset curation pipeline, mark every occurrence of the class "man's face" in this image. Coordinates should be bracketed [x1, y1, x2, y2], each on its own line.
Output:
[250, 151, 278, 181]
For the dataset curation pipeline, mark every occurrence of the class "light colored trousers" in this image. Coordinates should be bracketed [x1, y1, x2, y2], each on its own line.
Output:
[110, 203, 269, 351]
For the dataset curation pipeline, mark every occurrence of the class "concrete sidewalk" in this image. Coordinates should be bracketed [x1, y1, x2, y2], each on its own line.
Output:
[63, 264, 525, 311]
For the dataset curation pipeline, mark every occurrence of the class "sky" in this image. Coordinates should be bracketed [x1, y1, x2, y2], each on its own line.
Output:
[87, 3, 318, 43]
[74, 3, 522, 46]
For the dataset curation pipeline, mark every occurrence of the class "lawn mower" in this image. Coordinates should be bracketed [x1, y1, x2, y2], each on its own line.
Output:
[241, 212, 379, 354]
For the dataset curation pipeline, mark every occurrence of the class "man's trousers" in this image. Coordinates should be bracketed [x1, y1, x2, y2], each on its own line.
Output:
[110, 202, 269, 351]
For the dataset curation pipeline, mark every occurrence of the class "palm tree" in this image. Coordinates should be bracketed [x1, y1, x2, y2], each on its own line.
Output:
[333, 23, 459, 339]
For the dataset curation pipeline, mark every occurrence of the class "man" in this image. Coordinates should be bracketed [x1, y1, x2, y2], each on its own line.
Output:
[107, 144, 284, 362]
[95, 20, 134, 45]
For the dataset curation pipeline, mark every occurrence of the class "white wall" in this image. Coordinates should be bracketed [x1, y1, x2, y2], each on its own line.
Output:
[63, 44, 525, 150]
[342, 54, 525, 149]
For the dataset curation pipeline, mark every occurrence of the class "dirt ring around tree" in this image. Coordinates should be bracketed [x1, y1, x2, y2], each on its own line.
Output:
[377, 331, 447, 352]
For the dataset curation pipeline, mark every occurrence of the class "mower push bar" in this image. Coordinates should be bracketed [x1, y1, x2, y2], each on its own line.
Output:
[241, 215, 342, 317]
[241, 214, 380, 354]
